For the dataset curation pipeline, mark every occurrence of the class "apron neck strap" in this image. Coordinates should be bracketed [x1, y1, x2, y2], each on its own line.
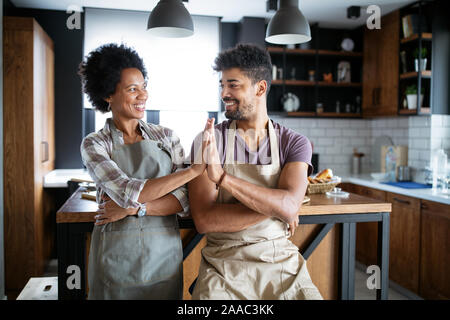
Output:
[225, 120, 280, 166]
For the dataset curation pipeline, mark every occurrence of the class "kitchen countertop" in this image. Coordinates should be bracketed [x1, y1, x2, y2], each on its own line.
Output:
[44, 169, 450, 205]
[342, 174, 450, 205]
[44, 169, 92, 188]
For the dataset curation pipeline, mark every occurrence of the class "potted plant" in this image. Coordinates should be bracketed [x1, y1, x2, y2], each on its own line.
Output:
[405, 84, 424, 109]
[413, 47, 427, 72]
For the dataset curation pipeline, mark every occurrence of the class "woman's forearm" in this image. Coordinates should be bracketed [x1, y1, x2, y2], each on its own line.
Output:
[138, 165, 202, 203]
[145, 194, 183, 216]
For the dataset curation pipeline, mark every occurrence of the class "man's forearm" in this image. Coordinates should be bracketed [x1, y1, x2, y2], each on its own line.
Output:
[192, 202, 268, 233]
[219, 173, 301, 223]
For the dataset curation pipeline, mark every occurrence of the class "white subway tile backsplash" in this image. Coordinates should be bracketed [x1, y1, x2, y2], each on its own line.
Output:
[326, 128, 342, 137]
[277, 113, 448, 177]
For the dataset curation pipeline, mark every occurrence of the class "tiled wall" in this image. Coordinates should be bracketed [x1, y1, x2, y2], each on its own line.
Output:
[272, 114, 450, 177]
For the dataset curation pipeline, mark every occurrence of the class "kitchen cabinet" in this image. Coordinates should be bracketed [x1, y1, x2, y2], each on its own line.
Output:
[3, 17, 55, 298]
[386, 193, 421, 293]
[362, 10, 399, 118]
[419, 200, 450, 299]
[341, 182, 449, 299]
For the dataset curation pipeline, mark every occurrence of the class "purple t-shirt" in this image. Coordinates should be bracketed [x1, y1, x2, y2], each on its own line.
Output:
[191, 119, 313, 175]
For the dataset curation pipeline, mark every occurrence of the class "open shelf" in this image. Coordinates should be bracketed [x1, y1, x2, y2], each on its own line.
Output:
[317, 112, 362, 118]
[398, 107, 430, 115]
[400, 70, 431, 79]
[267, 47, 363, 57]
[317, 81, 362, 87]
[400, 32, 432, 44]
[272, 80, 361, 87]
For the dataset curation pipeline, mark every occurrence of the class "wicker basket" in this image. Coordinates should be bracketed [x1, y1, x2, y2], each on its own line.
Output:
[307, 178, 341, 195]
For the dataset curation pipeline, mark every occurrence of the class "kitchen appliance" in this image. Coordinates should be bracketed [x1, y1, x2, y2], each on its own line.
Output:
[397, 166, 411, 182]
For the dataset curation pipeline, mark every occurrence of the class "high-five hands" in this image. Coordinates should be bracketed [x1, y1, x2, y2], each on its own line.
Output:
[202, 118, 224, 184]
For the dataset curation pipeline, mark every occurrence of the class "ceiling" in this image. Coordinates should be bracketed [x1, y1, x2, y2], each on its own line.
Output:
[10, 0, 416, 28]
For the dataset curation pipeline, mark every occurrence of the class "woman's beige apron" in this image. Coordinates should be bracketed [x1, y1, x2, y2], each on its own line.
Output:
[192, 120, 322, 300]
[88, 120, 183, 300]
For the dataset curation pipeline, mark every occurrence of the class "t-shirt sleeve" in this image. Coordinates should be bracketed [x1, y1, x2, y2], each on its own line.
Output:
[284, 131, 314, 176]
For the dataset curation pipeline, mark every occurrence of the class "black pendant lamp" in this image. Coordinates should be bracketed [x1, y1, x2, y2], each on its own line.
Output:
[265, 0, 311, 44]
[147, 0, 194, 38]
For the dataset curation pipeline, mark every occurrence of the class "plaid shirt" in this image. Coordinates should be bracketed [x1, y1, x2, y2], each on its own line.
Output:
[80, 118, 189, 215]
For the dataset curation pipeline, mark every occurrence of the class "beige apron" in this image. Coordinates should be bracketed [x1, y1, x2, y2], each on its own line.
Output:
[88, 119, 183, 300]
[192, 120, 322, 300]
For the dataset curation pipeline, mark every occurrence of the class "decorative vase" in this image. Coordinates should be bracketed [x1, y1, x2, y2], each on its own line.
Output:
[414, 58, 427, 72]
[406, 94, 424, 109]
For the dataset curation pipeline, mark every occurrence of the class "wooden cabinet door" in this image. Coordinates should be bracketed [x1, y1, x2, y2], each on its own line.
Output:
[387, 193, 421, 293]
[362, 10, 399, 118]
[420, 200, 450, 299]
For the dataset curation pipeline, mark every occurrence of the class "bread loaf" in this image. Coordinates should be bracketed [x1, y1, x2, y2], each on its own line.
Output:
[316, 168, 333, 179]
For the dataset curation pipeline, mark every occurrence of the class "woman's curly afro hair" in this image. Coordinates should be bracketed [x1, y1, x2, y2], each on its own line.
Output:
[78, 43, 147, 113]
[213, 43, 272, 94]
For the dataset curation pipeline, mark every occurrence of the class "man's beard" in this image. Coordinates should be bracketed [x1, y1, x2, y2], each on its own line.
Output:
[224, 100, 253, 120]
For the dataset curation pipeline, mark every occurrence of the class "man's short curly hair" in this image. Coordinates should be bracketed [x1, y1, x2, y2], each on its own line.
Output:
[213, 43, 272, 95]
[78, 43, 147, 113]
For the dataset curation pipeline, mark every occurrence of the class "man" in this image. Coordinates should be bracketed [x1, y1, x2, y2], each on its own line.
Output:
[188, 44, 322, 300]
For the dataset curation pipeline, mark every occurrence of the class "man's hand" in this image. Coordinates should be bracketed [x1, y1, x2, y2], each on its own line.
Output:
[95, 200, 138, 226]
[204, 117, 224, 183]
[288, 217, 299, 237]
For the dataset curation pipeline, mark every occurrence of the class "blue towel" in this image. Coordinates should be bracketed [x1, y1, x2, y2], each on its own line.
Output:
[381, 182, 432, 189]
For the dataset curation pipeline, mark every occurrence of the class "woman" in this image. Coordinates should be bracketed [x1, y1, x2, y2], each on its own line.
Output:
[79, 43, 206, 300]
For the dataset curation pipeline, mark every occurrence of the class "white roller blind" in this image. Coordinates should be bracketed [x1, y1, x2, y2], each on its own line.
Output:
[84, 8, 220, 113]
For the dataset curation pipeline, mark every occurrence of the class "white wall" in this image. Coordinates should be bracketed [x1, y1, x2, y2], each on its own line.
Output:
[271, 114, 450, 180]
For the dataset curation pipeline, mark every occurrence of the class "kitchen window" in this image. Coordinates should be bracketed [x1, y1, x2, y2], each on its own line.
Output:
[83, 8, 221, 155]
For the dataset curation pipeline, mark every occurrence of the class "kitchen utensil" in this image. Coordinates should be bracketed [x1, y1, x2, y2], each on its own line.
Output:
[281, 92, 300, 112]
[397, 166, 411, 182]
[352, 148, 364, 175]
[371, 136, 393, 172]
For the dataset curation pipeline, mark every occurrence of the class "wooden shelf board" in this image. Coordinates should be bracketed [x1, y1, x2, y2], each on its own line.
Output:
[286, 111, 317, 117]
[317, 81, 362, 87]
[399, 107, 431, 115]
[317, 112, 362, 118]
[284, 80, 315, 86]
[400, 33, 432, 44]
[267, 47, 362, 57]
[272, 80, 361, 87]
[400, 70, 432, 79]
[317, 50, 363, 57]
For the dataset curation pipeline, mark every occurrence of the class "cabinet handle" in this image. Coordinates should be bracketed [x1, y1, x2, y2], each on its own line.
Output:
[393, 197, 410, 205]
[421, 203, 428, 210]
[41, 141, 49, 163]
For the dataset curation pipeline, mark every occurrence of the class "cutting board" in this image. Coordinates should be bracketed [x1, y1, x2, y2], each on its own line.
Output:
[371, 135, 393, 172]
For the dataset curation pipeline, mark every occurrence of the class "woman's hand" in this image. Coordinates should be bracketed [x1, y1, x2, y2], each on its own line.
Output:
[94, 200, 138, 226]
[204, 118, 224, 183]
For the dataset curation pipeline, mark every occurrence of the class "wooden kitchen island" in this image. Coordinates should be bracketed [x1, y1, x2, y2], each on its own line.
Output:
[56, 188, 391, 300]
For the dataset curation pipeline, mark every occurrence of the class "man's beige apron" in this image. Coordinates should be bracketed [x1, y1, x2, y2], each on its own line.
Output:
[88, 119, 183, 300]
[192, 120, 322, 300]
